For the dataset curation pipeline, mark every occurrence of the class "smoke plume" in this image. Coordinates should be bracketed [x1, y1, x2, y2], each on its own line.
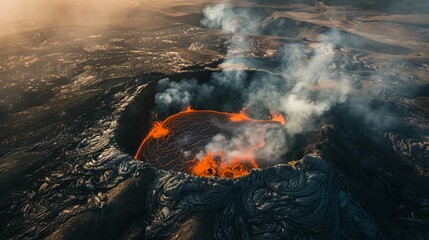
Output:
[152, 1, 417, 164]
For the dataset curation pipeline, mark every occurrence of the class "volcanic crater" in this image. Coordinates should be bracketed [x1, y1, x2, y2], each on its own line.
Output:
[116, 70, 308, 178]
[2, 1, 428, 239]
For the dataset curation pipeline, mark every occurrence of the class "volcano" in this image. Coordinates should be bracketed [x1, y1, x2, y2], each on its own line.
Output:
[135, 107, 285, 178]
[1, 0, 428, 239]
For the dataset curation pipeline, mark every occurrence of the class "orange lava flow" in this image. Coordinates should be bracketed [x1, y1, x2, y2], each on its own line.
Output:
[135, 108, 285, 178]
[190, 152, 218, 177]
[270, 111, 286, 125]
[191, 151, 260, 178]
[185, 105, 193, 112]
[229, 108, 251, 122]
[147, 121, 169, 138]
[218, 158, 258, 178]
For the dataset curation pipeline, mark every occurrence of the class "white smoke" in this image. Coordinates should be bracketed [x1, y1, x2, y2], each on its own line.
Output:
[278, 43, 350, 135]
[201, 4, 264, 34]
[200, 3, 350, 133]
[155, 78, 197, 110]
[200, 124, 272, 161]
[202, 3, 353, 162]
[154, 78, 216, 114]
[240, 42, 351, 161]
[152, 2, 391, 163]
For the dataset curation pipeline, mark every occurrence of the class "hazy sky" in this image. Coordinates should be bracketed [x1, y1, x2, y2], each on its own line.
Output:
[0, 0, 142, 33]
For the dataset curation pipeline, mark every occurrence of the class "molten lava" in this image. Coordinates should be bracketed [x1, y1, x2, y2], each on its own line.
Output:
[229, 108, 251, 122]
[190, 151, 260, 178]
[147, 122, 169, 139]
[270, 111, 286, 125]
[190, 152, 218, 177]
[135, 108, 285, 178]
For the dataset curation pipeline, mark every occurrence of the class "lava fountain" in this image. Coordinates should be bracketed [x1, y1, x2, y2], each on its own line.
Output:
[135, 107, 285, 178]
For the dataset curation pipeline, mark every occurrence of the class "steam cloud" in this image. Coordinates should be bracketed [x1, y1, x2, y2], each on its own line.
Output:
[155, 78, 198, 111]
[198, 124, 273, 162]
[153, 1, 406, 163]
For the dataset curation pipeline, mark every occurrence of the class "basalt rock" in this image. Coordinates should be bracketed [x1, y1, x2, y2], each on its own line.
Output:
[146, 154, 385, 239]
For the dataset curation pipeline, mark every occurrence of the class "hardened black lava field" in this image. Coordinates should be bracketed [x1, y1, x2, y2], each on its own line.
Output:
[0, 1, 428, 239]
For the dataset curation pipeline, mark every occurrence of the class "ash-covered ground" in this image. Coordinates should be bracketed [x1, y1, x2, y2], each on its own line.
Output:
[0, 0, 428, 239]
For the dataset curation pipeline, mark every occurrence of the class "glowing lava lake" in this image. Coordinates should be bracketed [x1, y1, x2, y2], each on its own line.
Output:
[135, 108, 285, 178]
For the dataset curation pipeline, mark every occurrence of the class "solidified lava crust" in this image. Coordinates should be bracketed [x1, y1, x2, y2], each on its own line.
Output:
[1, 0, 428, 239]
[145, 154, 386, 239]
